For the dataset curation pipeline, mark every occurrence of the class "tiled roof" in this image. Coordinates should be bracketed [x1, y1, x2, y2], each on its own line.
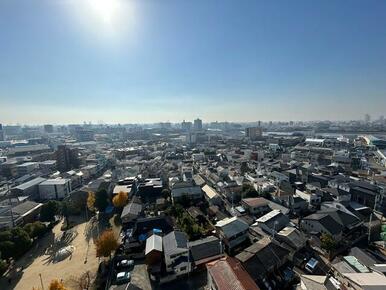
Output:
[216, 216, 249, 238]
[242, 197, 269, 208]
[206, 257, 260, 290]
[188, 236, 222, 263]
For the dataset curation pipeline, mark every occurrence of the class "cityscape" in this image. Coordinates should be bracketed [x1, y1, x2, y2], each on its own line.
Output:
[0, 118, 386, 290]
[1, 1, 386, 290]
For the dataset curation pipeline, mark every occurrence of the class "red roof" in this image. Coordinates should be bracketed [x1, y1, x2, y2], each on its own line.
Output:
[242, 197, 269, 208]
[206, 257, 260, 290]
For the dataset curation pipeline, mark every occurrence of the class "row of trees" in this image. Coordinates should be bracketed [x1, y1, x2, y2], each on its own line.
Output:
[0, 221, 48, 261]
[39, 200, 64, 222]
[87, 189, 129, 213]
[0, 222, 48, 275]
[87, 189, 108, 212]
[0, 227, 33, 260]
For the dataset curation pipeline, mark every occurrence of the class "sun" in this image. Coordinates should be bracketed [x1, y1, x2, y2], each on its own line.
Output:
[88, 0, 120, 25]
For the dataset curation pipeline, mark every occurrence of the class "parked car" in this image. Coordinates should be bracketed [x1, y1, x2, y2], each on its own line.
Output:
[116, 271, 131, 285]
[116, 259, 134, 270]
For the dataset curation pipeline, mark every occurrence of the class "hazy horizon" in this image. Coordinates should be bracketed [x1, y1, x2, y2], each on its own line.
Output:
[1, 0, 386, 124]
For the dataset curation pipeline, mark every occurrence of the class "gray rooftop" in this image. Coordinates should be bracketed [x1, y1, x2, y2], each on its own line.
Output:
[163, 231, 188, 255]
[14, 177, 47, 191]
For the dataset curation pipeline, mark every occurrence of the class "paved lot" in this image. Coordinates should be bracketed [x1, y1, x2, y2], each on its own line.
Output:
[0, 217, 100, 290]
[155, 271, 207, 290]
[130, 262, 152, 290]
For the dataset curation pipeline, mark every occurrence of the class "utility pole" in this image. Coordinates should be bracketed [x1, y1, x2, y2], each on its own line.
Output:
[39, 273, 44, 290]
[7, 182, 15, 227]
[368, 195, 379, 244]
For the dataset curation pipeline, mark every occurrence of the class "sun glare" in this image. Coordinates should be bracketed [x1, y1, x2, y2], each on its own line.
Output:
[88, 0, 120, 25]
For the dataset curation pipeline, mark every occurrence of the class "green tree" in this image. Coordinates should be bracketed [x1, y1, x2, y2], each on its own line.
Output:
[177, 212, 204, 239]
[161, 189, 170, 199]
[0, 240, 15, 259]
[0, 230, 12, 241]
[23, 222, 47, 239]
[94, 189, 109, 212]
[242, 184, 258, 198]
[167, 204, 184, 218]
[11, 227, 32, 257]
[40, 200, 61, 222]
[0, 251, 8, 276]
[0, 227, 32, 259]
[320, 233, 337, 252]
[61, 201, 70, 227]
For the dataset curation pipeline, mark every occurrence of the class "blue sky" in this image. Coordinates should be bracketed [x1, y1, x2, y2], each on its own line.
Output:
[1, 0, 386, 124]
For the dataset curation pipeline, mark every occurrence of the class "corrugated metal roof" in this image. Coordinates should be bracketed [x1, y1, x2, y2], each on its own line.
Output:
[14, 177, 46, 190]
[145, 234, 162, 255]
[206, 257, 260, 290]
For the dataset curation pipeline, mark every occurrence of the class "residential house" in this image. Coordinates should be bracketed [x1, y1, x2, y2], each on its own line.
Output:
[121, 200, 143, 225]
[202, 184, 222, 206]
[301, 208, 362, 241]
[215, 216, 249, 252]
[276, 226, 307, 251]
[296, 189, 321, 206]
[137, 178, 163, 201]
[255, 209, 290, 236]
[235, 237, 290, 282]
[188, 236, 224, 269]
[206, 257, 260, 290]
[145, 234, 163, 267]
[323, 187, 351, 205]
[337, 272, 386, 290]
[134, 216, 173, 239]
[163, 231, 191, 276]
[241, 197, 270, 216]
[171, 181, 202, 204]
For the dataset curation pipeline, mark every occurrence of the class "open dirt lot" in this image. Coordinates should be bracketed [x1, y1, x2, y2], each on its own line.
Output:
[0, 217, 100, 290]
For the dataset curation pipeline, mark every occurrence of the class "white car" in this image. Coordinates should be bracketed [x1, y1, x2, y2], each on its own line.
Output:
[116, 271, 131, 285]
[116, 259, 134, 269]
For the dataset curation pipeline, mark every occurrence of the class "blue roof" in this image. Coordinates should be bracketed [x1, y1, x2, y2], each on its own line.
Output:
[104, 205, 114, 214]
[306, 258, 319, 269]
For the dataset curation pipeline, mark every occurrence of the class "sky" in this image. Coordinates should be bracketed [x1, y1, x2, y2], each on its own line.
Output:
[1, 0, 386, 124]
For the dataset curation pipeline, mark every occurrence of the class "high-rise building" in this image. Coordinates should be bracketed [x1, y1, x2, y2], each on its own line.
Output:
[365, 113, 371, 123]
[56, 145, 80, 172]
[74, 127, 94, 142]
[43, 124, 54, 133]
[245, 127, 262, 141]
[0, 124, 4, 141]
[181, 120, 192, 131]
[193, 118, 203, 131]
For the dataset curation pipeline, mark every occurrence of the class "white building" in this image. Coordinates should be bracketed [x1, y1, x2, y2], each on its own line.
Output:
[17, 162, 39, 176]
[39, 178, 71, 200]
[296, 189, 321, 206]
[163, 231, 191, 276]
[202, 184, 222, 206]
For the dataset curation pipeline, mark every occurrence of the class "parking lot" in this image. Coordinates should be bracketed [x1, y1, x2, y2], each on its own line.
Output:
[130, 262, 152, 290]
[109, 257, 152, 290]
